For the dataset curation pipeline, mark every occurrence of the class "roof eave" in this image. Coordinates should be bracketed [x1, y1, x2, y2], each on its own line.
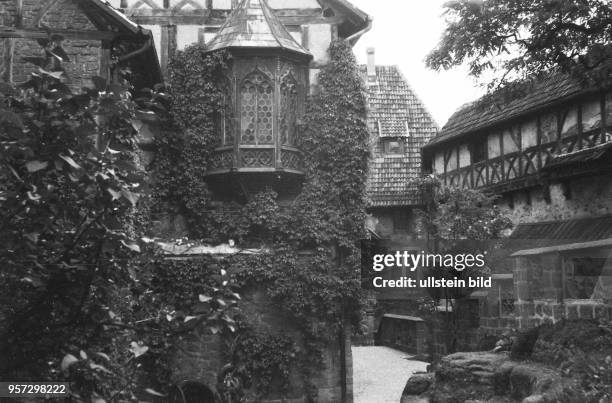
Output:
[206, 44, 312, 59]
[423, 86, 601, 151]
[86, 0, 145, 36]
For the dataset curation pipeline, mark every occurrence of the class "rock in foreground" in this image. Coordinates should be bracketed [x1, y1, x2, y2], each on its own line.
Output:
[401, 351, 584, 403]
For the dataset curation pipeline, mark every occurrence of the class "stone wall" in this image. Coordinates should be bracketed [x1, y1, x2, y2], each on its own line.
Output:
[478, 172, 612, 335]
[38, 0, 97, 30]
[170, 282, 350, 403]
[10, 38, 101, 90]
[0, 0, 103, 91]
[514, 299, 612, 329]
[0, 0, 17, 26]
[497, 174, 612, 225]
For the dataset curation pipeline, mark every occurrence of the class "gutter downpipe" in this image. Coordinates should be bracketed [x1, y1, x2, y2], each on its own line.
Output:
[345, 16, 372, 46]
[115, 33, 153, 65]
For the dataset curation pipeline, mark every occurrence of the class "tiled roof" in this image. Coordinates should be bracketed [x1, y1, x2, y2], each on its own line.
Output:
[427, 73, 587, 148]
[206, 0, 311, 57]
[511, 214, 612, 242]
[362, 65, 439, 207]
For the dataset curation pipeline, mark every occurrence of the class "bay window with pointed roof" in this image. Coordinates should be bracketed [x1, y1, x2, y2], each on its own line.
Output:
[203, 0, 312, 183]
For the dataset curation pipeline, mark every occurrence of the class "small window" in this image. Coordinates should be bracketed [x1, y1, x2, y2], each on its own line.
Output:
[384, 139, 404, 155]
[470, 140, 487, 163]
[564, 252, 608, 299]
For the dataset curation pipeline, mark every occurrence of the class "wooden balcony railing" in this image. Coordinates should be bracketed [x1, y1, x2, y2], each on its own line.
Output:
[439, 131, 607, 190]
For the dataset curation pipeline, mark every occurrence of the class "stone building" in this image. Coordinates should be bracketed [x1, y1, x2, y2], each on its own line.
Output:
[108, 0, 370, 401]
[422, 73, 612, 336]
[0, 0, 161, 90]
[359, 48, 438, 355]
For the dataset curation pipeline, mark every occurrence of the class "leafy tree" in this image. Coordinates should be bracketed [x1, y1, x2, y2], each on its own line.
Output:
[427, 0, 612, 89]
[0, 48, 238, 401]
[415, 175, 512, 353]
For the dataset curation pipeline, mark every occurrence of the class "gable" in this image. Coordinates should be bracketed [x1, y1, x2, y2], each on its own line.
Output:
[38, 0, 97, 31]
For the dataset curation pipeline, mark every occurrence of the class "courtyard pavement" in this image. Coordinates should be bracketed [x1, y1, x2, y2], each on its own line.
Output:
[352, 346, 428, 403]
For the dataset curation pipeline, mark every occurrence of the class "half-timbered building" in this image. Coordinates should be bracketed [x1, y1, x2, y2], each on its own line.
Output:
[106, 0, 370, 79]
[422, 73, 612, 335]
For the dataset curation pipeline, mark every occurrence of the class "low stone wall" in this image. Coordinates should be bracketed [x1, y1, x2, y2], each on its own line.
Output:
[515, 299, 612, 328]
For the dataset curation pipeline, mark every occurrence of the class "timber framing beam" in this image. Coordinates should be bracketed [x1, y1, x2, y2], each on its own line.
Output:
[125, 12, 345, 26]
[0, 28, 122, 41]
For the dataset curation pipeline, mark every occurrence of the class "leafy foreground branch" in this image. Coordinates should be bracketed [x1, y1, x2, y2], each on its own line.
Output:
[428, 0, 612, 90]
[0, 61, 238, 401]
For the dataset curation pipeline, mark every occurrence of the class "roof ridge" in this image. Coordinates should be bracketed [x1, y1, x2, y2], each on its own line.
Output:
[428, 71, 591, 148]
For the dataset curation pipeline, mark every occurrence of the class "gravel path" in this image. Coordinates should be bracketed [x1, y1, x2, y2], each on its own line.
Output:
[352, 346, 428, 403]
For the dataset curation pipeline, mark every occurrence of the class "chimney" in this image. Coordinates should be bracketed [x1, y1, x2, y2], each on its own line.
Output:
[367, 47, 376, 79]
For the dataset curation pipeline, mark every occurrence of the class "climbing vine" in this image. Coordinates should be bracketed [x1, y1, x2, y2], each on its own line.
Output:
[154, 40, 369, 399]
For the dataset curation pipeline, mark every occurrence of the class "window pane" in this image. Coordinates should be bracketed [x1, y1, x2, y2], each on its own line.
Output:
[564, 249, 610, 299]
[240, 71, 273, 145]
[280, 73, 298, 145]
[386, 140, 402, 154]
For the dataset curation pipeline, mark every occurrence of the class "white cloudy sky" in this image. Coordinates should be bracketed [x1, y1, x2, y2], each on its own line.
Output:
[349, 0, 485, 127]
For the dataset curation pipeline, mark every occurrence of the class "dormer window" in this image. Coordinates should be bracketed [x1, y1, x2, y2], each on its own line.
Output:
[384, 139, 404, 155]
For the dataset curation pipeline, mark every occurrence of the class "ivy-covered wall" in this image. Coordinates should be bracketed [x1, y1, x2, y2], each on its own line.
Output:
[150, 39, 369, 402]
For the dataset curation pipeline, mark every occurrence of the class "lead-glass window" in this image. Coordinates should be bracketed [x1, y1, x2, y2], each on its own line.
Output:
[280, 73, 298, 145]
[240, 71, 274, 145]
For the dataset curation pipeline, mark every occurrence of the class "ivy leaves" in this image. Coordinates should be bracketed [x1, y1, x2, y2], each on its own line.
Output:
[0, 53, 160, 401]
[155, 40, 369, 399]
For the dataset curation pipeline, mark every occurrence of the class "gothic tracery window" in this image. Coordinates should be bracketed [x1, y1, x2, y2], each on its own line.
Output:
[240, 71, 274, 145]
[280, 72, 298, 145]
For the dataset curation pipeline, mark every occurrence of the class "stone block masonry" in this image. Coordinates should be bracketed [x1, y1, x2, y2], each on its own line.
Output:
[10, 38, 101, 91]
[0, 0, 17, 26]
[515, 299, 611, 328]
[1, 0, 103, 91]
[168, 284, 351, 403]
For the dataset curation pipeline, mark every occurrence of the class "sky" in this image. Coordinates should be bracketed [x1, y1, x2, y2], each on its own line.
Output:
[349, 0, 486, 127]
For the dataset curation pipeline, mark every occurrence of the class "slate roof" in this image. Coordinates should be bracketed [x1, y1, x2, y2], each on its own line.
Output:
[362, 65, 439, 207]
[206, 0, 311, 57]
[426, 73, 589, 149]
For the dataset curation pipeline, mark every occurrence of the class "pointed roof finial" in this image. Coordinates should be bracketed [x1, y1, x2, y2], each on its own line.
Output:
[206, 0, 311, 58]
